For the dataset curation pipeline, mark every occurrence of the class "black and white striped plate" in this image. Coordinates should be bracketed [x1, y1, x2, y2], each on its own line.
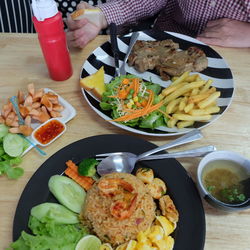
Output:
[80, 30, 234, 136]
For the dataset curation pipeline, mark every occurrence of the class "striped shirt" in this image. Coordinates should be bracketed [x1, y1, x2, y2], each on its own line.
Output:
[99, 0, 250, 36]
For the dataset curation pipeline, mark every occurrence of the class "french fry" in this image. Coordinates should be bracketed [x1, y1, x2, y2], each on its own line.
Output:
[166, 98, 182, 114]
[185, 74, 199, 82]
[177, 120, 195, 129]
[184, 103, 194, 113]
[190, 87, 199, 96]
[171, 71, 190, 85]
[189, 109, 208, 116]
[199, 79, 213, 94]
[205, 106, 220, 114]
[163, 81, 206, 104]
[172, 113, 212, 121]
[188, 87, 216, 103]
[198, 91, 221, 109]
[167, 118, 178, 128]
[178, 97, 187, 111]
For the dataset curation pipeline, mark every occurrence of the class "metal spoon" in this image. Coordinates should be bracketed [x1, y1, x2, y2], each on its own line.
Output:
[97, 129, 202, 175]
[97, 145, 216, 176]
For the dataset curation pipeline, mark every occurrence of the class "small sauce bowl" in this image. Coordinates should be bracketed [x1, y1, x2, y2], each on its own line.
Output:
[197, 150, 250, 211]
[31, 118, 66, 147]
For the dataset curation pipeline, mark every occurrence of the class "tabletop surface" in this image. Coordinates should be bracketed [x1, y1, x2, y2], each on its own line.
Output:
[0, 33, 250, 250]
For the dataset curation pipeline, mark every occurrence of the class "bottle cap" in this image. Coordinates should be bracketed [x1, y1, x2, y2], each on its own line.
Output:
[32, 0, 58, 21]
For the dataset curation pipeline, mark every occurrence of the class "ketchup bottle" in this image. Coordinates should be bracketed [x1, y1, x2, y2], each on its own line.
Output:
[32, 0, 73, 81]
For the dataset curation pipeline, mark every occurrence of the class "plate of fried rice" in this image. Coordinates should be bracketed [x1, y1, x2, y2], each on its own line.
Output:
[13, 134, 205, 250]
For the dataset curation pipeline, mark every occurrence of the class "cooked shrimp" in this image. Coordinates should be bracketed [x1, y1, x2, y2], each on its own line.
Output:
[147, 178, 167, 199]
[17, 90, 25, 104]
[98, 178, 134, 196]
[110, 193, 138, 220]
[159, 195, 179, 223]
[136, 168, 154, 184]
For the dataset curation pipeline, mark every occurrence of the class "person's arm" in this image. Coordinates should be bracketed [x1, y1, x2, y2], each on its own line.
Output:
[197, 18, 250, 48]
[98, 0, 166, 26]
[66, 0, 166, 48]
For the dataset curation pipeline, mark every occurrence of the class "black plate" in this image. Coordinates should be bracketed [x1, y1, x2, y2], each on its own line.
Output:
[13, 134, 205, 250]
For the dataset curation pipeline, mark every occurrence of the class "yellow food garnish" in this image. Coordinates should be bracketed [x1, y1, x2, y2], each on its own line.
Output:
[147, 225, 164, 243]
[116, 242, 128, 250]
[155, 216, 174, 236]
[125, 240, 137, 250]
[100, 243, 113, 250]
[80, 66, 105, 99]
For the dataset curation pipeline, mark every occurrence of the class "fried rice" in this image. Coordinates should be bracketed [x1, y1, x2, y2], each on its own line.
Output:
[80, 172, 156, 245]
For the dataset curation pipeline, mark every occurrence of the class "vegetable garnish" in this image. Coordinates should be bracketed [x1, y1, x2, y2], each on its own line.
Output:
[65, 160, 95, 190]
[100, 74, 165, 129]
[78, 158, 98, 177]
[0, 124, 28, 179]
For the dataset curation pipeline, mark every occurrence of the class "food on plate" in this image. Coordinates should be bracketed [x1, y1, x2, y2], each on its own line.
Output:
[159, 71, 221, 129]
[48, 175, 86, 213]
[11, 207, 88, 250]
[78, 157, 99, 177]
[0, 124, 28, 179]
[127, 39, 208, 80]
[136, 167, 154, 184]
[80, 66, 105, 99]
[75, 235, 102, 250]
[81, 172, 156, 245]
[65, 160, 95, 190]
[159, 195, 179, 224]
[99, 72, 220, 129]
[80, 169, 178, 249]
[0, 83, 64, 136]
[100, 74, 164, 129]
[33, 118, 65, 145]
[146, 177, 167, 199]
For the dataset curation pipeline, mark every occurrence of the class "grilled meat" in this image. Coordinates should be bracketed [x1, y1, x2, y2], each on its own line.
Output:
[128, 40, 208, 81]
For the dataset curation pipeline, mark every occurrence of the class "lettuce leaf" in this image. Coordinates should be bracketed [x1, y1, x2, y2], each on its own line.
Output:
[10, 216, 88, 250]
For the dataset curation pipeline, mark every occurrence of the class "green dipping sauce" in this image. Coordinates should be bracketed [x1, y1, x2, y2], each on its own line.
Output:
[202, 160, 247, 204]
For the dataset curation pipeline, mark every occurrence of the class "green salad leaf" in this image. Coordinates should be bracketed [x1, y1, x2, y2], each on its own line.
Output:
[0, 126, 28, 179]
[10, 216, 89, 250]
[100, 74, 166, 130]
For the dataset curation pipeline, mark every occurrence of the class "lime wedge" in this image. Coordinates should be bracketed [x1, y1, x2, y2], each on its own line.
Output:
[75, 235, 102, 250]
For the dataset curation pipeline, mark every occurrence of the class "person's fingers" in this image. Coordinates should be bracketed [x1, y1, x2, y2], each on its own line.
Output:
[66, 15, 89, 31]
[77, 1, 94, 10]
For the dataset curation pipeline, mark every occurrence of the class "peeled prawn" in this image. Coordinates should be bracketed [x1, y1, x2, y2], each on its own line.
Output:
[110, 193, 138, 220]
[98, 178, 134, 196]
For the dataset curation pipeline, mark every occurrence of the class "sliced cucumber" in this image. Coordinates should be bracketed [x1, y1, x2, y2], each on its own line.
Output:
[3, 133, 24, 157]
[48, 175, 86, 213]
[31, 202, 79, 224]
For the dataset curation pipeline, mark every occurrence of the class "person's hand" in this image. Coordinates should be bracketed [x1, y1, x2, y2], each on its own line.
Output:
[66, 2, 108, 48]
[197, 18, 250, 48]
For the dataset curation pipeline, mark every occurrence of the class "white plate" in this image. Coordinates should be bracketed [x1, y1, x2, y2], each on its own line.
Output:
[80, 30, 234, 136]
[22, 88, 76, 155]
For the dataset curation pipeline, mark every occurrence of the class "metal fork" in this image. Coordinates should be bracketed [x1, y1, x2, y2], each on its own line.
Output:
[120, 31, 139, 75]
[110, 23, 120, 78]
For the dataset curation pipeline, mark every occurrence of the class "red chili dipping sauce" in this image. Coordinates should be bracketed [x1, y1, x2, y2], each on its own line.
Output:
[34, 119, 65, 145]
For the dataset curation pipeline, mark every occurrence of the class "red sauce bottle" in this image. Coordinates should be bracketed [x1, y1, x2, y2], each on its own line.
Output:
[32, 0, 73, 81]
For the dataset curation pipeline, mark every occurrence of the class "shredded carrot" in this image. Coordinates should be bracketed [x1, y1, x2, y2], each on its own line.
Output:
[132, 78, 139, 97]
[111, 91, 164, 122]
[118, 89, 128, 99]
[122, 78, 130, 84]
[65, 160, 95, 190]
